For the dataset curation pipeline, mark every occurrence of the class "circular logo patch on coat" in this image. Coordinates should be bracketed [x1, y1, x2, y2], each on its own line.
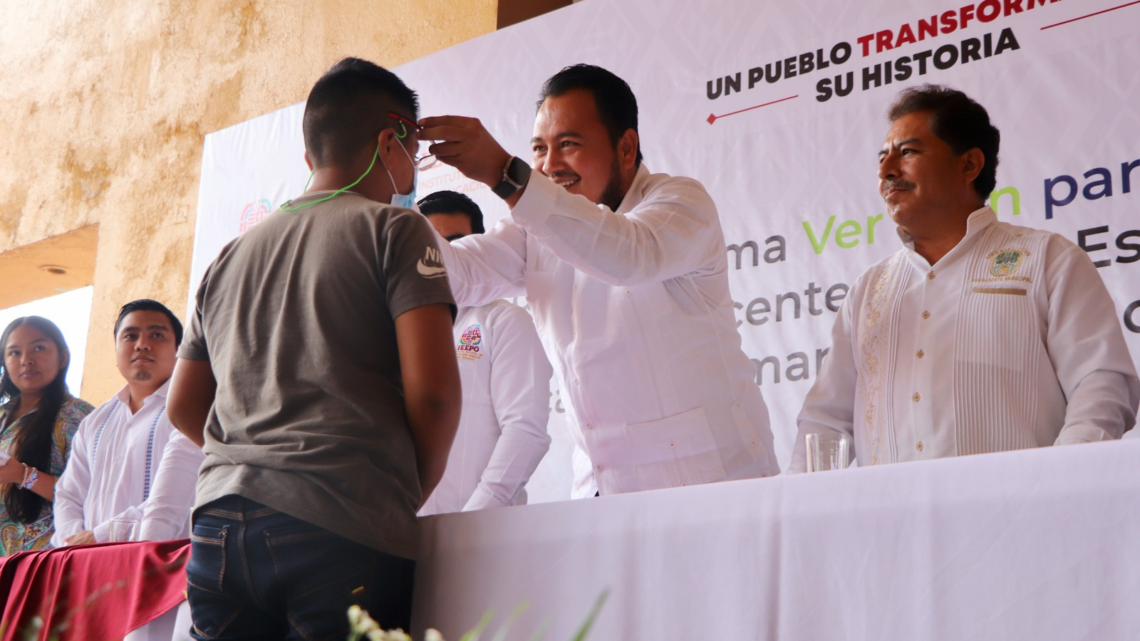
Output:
[990, 250, 1023, 277]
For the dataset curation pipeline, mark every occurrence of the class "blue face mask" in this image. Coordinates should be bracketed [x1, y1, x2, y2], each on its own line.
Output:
[386, 141, 419, 210]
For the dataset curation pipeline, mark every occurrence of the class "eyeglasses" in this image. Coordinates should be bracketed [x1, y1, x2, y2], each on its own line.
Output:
[387, 112, 438, 170]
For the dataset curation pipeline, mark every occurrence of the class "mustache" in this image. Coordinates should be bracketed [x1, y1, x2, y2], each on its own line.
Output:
[881, 179, 915, 196]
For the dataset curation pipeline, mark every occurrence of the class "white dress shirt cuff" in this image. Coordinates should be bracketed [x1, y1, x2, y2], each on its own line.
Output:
[462, 485, 505, 512]
[93, 505, 144, 543]
[1054, 425, 1117, 445]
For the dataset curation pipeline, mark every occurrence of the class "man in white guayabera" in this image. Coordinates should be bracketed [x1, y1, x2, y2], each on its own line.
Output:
[417, 190, 553, 515]
[790, 84, 1139, 472]
[420, 64, 780, 497]
[53, 299, 203, 546]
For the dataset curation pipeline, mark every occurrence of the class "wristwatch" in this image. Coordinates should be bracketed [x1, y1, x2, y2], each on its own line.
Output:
[491, 156, 531, 199]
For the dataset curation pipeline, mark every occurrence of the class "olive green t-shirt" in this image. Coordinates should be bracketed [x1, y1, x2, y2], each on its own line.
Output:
[180, 191, 455, 559]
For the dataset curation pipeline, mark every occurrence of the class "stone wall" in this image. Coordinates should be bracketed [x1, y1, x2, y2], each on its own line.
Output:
[0, 0, 498, 403]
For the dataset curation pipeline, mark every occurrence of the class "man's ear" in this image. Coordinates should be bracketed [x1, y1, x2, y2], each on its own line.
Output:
[962, 147, 985, 189]
[618, 129, 639, 170]
[376, 128, 400, 168]
[303, 151, 313, 171]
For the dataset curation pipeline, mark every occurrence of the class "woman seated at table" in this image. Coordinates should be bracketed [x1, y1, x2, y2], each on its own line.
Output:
[0, 316, 93, 555]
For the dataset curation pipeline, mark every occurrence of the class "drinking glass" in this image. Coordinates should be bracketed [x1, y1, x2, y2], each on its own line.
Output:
[805, 432, 852, 472]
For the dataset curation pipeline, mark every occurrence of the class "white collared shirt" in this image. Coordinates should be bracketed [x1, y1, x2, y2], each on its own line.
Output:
[419, 301, 553, 515]
[791, 207, 1140, 471]
[52, 381, 204, 544]
[436, 165, 779, 497]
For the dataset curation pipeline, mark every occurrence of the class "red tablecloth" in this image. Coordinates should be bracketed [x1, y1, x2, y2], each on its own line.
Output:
[0, 539, 190, 641]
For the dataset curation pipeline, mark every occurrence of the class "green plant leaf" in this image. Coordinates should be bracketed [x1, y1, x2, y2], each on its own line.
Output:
[567, 590, 609, 641]
[526, 617, 551, 641]
[489, 601, 529, 641]
[458, 609, 494, 641]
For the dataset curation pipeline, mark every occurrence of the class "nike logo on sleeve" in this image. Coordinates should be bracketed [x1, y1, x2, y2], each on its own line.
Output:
[418, 247, 448, 279]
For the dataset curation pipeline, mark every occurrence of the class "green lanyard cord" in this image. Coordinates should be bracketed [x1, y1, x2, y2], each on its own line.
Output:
[279, 145, 380, 213]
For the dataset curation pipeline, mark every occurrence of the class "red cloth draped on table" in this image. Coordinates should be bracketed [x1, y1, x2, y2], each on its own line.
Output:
[0, 539, 190, 641]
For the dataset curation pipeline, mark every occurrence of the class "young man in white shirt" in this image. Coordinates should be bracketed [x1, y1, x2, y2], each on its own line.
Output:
[52, 299, 204, 545]
[417, 190, 553, 514]
[790, 84, 1139, 471]
[420, 64, 780, 497]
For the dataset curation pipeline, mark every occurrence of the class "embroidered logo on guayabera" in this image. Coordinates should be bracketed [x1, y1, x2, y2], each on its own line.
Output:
[457, 323, 483, 360]
[989, 249, 1024, 277]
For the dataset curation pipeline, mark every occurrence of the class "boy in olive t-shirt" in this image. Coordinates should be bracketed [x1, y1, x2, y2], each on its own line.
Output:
[168, 58, 461, 639]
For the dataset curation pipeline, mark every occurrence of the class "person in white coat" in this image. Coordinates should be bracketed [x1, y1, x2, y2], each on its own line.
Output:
[789, 85, 1139, 472]
[417, 190, 553, 514]
[419, 64, 779, 497]
[52, 300, 204, 545]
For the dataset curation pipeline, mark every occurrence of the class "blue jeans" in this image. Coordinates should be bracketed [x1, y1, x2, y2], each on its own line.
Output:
[186, 495, 415, 641]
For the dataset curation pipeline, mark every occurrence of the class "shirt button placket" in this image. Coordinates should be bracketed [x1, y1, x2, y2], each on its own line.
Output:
[911, 267, 938, 457]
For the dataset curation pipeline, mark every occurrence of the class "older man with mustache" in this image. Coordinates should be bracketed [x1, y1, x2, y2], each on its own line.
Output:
[789, 84, 1138, 471]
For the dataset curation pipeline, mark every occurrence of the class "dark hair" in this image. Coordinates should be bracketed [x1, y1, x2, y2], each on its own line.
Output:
[538, 64, 643, 168]
[887, 84, 1001, 200]
[417, 190, 486, 234]
[114, 299, 184, 347]
[0, 316, 71, 523]
[303, 57, 420, 168]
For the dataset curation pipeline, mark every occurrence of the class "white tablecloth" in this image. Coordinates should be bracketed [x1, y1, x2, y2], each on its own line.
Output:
[412, 439, 1140, 640]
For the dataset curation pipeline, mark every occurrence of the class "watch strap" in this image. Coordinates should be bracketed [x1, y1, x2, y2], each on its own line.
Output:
[491, 156, 531, 199]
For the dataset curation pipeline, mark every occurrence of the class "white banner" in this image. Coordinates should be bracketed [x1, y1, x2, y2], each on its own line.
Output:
[191, 0, 1140, 502]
